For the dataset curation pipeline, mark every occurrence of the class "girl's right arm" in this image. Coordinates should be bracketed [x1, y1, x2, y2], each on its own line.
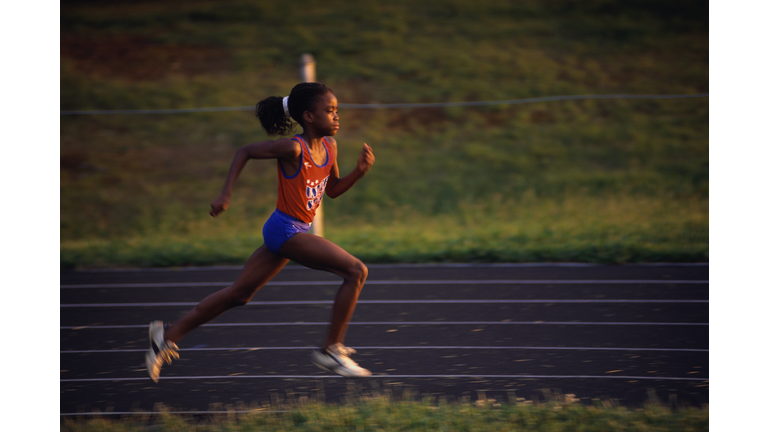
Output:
[209, 138, 300, 217]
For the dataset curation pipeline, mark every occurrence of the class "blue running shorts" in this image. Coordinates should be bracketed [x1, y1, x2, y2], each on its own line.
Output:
[262, 209, 312, 254]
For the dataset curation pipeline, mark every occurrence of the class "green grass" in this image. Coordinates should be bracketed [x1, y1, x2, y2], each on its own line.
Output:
[61, 194, 707, 268]
[60, 0, 708, 268]
[61, 395, 708, 431]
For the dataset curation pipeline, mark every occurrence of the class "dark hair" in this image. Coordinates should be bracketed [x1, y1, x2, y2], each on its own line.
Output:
[255, 82, 333, 136]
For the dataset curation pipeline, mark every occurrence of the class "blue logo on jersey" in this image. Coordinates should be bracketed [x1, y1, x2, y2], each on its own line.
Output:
[305, 176, 329, 211]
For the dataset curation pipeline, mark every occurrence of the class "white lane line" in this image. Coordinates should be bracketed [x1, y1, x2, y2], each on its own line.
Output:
[59, 299, 708, 307]
[60, 374, 708, 383]
[65, 262, 708, 272]
[60, 279, 709, 288]
[60, 346, 709, 354]
[60, 321, 708, 329]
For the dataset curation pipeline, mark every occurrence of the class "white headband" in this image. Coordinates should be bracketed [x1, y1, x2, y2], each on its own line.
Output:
[282, 96, 290, 117]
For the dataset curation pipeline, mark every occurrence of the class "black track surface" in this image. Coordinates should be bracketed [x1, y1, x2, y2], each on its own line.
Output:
[60, 263, 708, 415]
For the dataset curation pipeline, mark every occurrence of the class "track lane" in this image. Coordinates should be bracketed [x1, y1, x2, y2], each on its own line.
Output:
[60, 264, 708, 414]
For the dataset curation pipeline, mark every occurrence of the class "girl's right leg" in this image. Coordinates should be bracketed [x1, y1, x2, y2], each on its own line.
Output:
[147, 245, 288, 382]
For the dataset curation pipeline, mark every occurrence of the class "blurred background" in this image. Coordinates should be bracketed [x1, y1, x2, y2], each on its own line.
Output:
[60, 0, 708, 268]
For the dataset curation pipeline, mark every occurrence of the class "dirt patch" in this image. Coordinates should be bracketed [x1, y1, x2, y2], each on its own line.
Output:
[61, 35, 233, 81]
[385, 107, 452, 132]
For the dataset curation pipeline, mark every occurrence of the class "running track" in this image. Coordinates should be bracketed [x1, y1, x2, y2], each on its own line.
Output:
[60, 263, 708, 416]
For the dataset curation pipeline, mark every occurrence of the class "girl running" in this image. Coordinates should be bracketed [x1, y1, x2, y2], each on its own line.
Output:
[146, 82, 375, 381]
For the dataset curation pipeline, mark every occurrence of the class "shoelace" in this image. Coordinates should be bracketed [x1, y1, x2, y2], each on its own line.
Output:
[160, 341, 180, 364]
[157, 323, 180, 364]
[332, 344, 356, 357]
[329, 344, 362, 367]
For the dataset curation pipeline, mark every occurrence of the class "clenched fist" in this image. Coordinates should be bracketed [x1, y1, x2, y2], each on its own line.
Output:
[357, 143, 375, 175]
[210, 194, 231, 217]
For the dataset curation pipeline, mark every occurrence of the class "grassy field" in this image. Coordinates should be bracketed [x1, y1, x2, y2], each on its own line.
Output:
[60, 0, 708, 268]
[61, 395, 708, 431]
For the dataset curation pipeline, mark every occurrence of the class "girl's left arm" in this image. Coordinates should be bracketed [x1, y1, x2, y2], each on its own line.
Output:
[325, 139, 375, 199]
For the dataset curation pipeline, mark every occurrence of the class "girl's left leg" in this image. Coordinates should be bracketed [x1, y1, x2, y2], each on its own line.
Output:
[278, 233, 368, 349]
[278, 232, 372, 377]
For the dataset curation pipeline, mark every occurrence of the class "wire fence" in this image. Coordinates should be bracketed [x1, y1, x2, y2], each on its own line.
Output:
[60, 93, 708, 116]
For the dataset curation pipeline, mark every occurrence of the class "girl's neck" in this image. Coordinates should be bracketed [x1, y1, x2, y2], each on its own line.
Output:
[298, 131, 324, 148]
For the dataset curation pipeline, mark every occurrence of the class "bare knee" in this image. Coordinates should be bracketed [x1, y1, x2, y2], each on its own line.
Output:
[346, 260, 368, 289]
[224, 284, 258, 308]
[230, 295, 249, 307]
[233, 287, 260, 306]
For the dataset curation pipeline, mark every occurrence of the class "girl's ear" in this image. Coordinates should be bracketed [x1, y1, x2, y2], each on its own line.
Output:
[302, 110, 314, 125]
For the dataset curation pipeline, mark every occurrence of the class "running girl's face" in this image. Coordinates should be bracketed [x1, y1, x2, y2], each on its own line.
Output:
[306, 92, 340, 136]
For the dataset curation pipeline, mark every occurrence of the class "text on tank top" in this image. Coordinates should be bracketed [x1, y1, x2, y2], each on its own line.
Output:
[276, 135, 334, 223]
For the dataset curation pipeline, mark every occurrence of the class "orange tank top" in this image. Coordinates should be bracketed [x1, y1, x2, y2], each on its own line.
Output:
[276, 135, 335, 223]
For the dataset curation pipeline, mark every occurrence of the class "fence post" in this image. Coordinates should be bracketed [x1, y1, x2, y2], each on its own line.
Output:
[301, 54, 324, 237]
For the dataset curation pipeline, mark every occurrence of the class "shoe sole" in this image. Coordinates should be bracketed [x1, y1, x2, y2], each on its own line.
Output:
[312, 360, 333, 373]
[146, 352, 160, 383]
[147, 322, 160, 382]
[147, 321, 175, 383]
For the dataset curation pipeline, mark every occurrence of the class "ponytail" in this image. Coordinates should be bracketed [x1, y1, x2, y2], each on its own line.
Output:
[255, 82, 333, 136]
[255, 96, 294, 136]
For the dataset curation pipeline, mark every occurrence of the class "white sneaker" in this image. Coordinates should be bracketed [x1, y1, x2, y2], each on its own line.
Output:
[145, 321, 179, 382]
[311, 343, 371, 378]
